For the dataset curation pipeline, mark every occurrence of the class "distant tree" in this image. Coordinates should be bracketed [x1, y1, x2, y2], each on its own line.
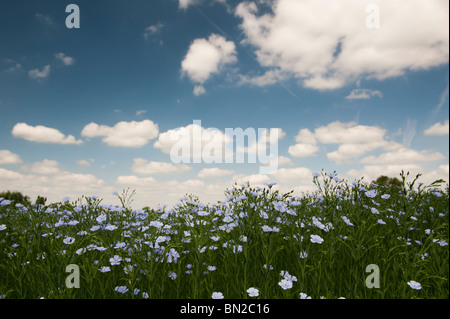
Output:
[373, 175, 402, 189]
[0, 191, 31, 205]
[36, 196, 47, 206]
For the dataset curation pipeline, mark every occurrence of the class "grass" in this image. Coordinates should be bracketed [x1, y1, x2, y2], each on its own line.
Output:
[0, 171, 448, 299]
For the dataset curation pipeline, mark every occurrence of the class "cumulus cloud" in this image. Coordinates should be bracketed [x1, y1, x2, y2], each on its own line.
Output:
[424, 120, 449, 136]
[197, 167, 235, 179]
[193, 85, 206, 96]
[178, 0, 200, 10]
[12, 123, 83, 145]
[77, 159, 94, 168]
[288, 121, 402, 163]
[277, 155, 293, 167]
[116, 175, 226, 207]
[0, 165, 115, 206]
[288, 121, 447, 171]
[131, 158, 192, 175]
[235, 0, 449, 90]
[271, 167, 313, 184]
[288, 143, 320, 158]
[21, 159, 61, 175]
[0, 150, 22, 165]
[54, 53, 75, 66]
[29, 65, 51, 81]
[360, 148, 445, 165]
[154, 122, 232, 163]
[81, 120, 159, 148]
[345, 163, 449, 186]
[181, 34, 237, 94]
[231, 173, 271, 185]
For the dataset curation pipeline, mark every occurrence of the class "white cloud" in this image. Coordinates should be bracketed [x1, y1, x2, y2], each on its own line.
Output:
[314, 121, 387, 145]
[288, 121, 404, 164]
[81, 120, 159, 148]
[271, 167, 313, 184]
[346, 89, 383, 100]
[235, 0, 449, 90]
[136, 110, 147, 116]
[288, 143, 320, 158]
[54, 53, 75, 66]
[131, 158, 192, 175]
[0, 166, 115, 206]
[77, 159, 94, 168]
[345, 163, 449, 186]
[360, 148, 445, 165]
[178, 0, 200, 10]
[231, 173, 271, 186]
[193, 85, 206, 96]
[29, 65, 51, 80]
[154, 123, 232, 162]
[181, 34, 237, 94]
[21, 159, 61, 175]
[424, 120, 449, 136]
[197, 167, 235, 179]
[295, 129, 317, 144]
[116, 175, 225, 207]
[5, 63, 22, 73]
[12, 123, 83, 145]
[238, 69, 288, 87]
[277, 155, 293, 167]
[0, 150, 22, 165]
[178, 0, 229, 10]
[346, 164, 423, 183]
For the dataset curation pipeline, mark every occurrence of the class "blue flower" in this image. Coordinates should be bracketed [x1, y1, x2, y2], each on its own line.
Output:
[310, 235, 324, 244]
[407, 281, 422, 290]
[341, 216, 354, 226]
[105, 224, 118, 231]
[246, 287, 259, 297]
[299, 292, 312, 299]
[115, 286, 128, 294]
[110, 255, 122, 266]
[365, 190, 378, 198]
[278, 279, 293, 290]
[99, 266, 111, 273]
[168, 271, 177, 280]
[212, 292, 224, 299]
[63, 236, 75, 245]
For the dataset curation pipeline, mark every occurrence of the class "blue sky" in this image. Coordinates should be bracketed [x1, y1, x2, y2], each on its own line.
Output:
[0, 0, 448, 208]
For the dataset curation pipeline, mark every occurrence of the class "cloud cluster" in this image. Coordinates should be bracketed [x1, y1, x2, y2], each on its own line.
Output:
[0, 150, 22, 165]
[235, 0, 449, 90]
[132, 158, 192, 175]
[12, 123, 83, 145]
[181, 33, 237, 95]
[55, 53, 75, 66]
[288, 121, 446, 167]
[28, 65, 51, 81]
[81, 120, 159, 148]
[424, 120, 449, 136]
